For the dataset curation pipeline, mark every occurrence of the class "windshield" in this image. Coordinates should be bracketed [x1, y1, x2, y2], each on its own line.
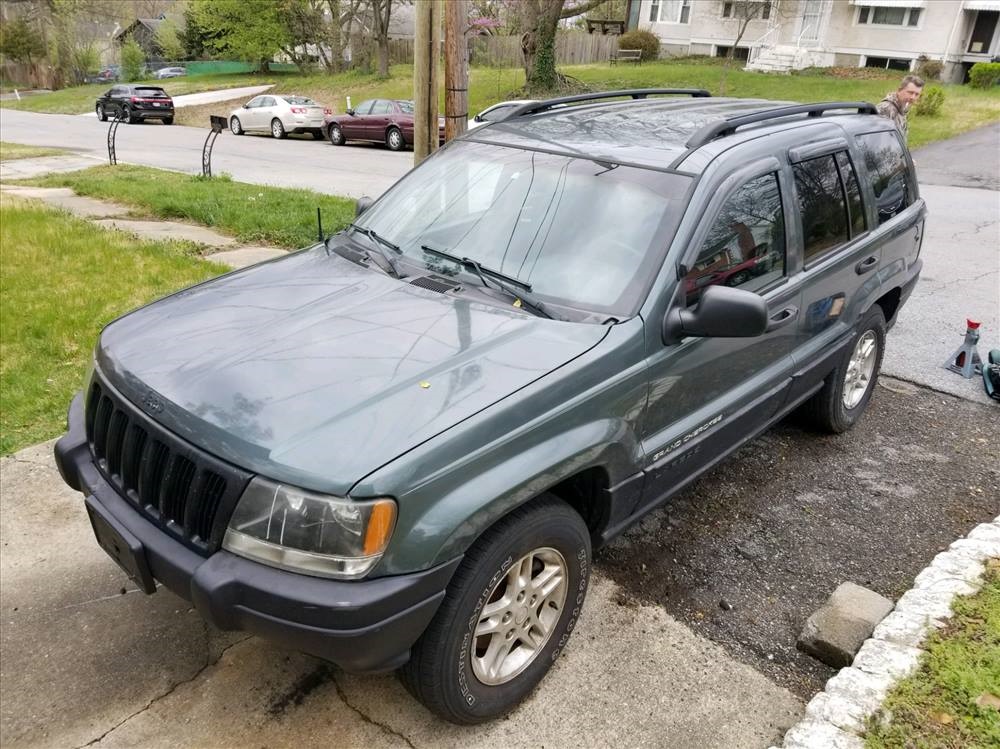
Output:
[357, 141, 690, 317]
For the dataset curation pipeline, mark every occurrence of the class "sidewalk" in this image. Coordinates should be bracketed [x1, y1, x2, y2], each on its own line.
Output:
[0, 184, 286, 270]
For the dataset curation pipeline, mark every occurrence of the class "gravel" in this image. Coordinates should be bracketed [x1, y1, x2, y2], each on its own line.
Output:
[596, 378, 1000, 698]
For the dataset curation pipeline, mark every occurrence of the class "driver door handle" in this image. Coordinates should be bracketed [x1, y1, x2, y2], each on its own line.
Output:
[855, 255, 879, 275]
[766, 306, 799, 332]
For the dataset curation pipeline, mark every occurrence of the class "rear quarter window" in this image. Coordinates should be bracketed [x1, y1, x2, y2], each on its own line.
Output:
[856, 131, 913, 225]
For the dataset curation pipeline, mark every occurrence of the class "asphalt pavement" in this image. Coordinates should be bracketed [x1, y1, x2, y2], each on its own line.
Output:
[0, 108, 410, 198]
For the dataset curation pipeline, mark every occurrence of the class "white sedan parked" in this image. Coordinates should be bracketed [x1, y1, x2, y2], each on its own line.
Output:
[468, 100, 538, 130]
[229, 94, 331, 139]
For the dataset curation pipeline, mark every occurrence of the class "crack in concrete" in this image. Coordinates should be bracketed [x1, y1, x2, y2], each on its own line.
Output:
[3, 455, 53, 469]
[331, 672, 418, 749]
[73, 634, 253, 748]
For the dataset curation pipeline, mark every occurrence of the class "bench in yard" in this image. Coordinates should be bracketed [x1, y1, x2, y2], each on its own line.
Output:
[611, 49, 643, 65]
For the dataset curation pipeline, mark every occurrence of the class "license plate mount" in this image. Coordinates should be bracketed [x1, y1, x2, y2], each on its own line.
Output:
[85, 496, 157, 594]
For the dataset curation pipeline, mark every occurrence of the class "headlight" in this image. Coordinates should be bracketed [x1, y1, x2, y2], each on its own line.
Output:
[222, 477, 396, 580]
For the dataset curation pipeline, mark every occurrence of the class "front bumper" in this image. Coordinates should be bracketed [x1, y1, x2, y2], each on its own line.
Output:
[55, 392, 461, 673]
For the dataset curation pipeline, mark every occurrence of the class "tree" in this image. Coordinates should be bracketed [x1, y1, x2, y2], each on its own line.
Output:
[121, 38, 145, 80]
[190, 0, 291, 72]
[369, 0, 393, 78]
[715, 0, 789, 93]
[154, 17, 185, 62]
[519, 0, 610, 93]
[0, 17, 47, 65]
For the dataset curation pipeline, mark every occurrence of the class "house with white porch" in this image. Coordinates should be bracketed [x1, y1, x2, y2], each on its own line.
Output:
[634, 0, 1000, 83]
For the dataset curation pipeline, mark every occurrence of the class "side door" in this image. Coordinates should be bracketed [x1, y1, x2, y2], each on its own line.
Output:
[108, 86, 126, 117]
[639, 159, 801, 509]
[366, 99, 393, 141]
[783, 139, 886, 402]
[256, 96, 277, 130]
[240, 96, 262, 130]
[344, 99, 374, 139]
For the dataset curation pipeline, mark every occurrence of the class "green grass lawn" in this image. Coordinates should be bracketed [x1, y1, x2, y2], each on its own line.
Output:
[0, 195, 228, 455]
[6, 60, 998, 148]
[21, 165, 356, 249]
[0, 142, 69, 161]
[865, 561, 1000, 749]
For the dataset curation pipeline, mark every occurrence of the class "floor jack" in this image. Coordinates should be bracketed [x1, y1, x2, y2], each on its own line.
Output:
[942, 319, 1000, 402]
[943, 319, 983, 379]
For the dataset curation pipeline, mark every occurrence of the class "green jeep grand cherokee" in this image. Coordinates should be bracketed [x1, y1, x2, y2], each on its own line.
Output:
[56, 90, 924, 724]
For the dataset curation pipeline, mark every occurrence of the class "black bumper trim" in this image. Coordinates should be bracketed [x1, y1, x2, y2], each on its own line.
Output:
[55, 392, 462, 673]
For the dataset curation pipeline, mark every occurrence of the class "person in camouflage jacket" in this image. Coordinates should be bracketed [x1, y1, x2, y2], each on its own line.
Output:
[876, 74, 924, 141]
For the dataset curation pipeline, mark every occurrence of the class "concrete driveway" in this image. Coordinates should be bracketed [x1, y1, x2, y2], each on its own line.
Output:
[0, 445, 800, 749]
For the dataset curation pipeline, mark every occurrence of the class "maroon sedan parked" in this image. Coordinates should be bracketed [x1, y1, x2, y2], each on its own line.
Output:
[323, 99, 444, 151]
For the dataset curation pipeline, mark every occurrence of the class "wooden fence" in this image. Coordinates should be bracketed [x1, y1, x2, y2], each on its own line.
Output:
[389, 32, 619, 68]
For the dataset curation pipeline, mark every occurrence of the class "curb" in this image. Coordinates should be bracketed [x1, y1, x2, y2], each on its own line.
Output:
[771, 516, 1000, 749]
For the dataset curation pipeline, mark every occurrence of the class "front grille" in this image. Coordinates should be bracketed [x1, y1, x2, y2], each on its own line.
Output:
[85, 374, 252, 554]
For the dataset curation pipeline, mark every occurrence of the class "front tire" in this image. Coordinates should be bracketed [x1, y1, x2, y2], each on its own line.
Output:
[271, 118, 286, 139]
[328, 124, 344, 146]
[399, 495, 591, 724]
[230, 116, 243, 135]
[800, 305, 886, 433]
[386, 126, 405, 151]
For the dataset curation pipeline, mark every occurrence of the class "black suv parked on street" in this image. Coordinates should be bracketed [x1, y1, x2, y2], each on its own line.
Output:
[56, 90, 924, 724]
[95, 84, 174, 124]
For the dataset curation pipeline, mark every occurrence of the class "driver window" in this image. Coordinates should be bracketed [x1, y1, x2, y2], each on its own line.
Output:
[370, 100, 393, 115]
[684, 172, 786, 307]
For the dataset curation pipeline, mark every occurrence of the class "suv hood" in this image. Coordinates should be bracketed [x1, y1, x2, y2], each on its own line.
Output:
[97, 248, 609, 495]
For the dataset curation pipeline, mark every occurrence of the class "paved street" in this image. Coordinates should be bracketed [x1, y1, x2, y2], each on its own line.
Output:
[0, 112, 997, 748]
[0, 108, 410, 198]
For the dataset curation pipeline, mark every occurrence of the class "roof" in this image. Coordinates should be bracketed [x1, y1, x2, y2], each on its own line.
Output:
[114, 18, 163, 41]
[467, 96, 880, 173]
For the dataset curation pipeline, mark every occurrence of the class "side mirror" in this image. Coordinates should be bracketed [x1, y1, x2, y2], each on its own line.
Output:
[473, 114, 483, 122]
[346, 108, 355, 116]
[661, 285, 768, 345]
[355, 196, 374, 217]
[242, 103, 249, 109]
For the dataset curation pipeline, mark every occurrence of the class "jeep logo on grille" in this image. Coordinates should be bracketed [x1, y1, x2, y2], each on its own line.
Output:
[140, 392, 164, 414]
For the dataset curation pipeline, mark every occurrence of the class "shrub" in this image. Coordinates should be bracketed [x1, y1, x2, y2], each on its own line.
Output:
[968, 61, 1000, 89]
[913, 85, 945, 116]
[915, 56, 943, 81]
[617, 30, 660, 61]
[120, 40, 145, 82]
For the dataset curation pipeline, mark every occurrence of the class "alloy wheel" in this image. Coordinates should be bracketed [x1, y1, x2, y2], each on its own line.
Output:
[843, 330, 877, 409]
[471, 547, 568, 686]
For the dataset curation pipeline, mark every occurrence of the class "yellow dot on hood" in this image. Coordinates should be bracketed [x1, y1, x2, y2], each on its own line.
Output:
[420, 381, 431, 389]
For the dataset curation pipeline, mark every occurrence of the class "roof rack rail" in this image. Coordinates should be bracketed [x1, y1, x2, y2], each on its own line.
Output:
[509, 89, 712, 119]
[685, 101, 878, 149]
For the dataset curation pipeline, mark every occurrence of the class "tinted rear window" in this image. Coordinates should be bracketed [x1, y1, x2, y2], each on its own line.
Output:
[856, 131, 913, 225]
[135, 87, 169, 98]
[282, 96, 316, 105]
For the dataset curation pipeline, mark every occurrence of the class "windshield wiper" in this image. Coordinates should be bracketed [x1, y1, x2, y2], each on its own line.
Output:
[350, 223, 406, 278]
[421, 244, 553, 319]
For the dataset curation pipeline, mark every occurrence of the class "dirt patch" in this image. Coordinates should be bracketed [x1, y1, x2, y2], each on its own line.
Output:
[596, 380, 1000, 698]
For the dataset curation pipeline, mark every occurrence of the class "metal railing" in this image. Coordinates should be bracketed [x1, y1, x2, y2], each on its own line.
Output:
[747, 26, 779, 66]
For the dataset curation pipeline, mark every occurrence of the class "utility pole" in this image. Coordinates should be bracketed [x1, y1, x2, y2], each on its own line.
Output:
[444, 0, 469, 143]
[413, 0, 441, 165]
